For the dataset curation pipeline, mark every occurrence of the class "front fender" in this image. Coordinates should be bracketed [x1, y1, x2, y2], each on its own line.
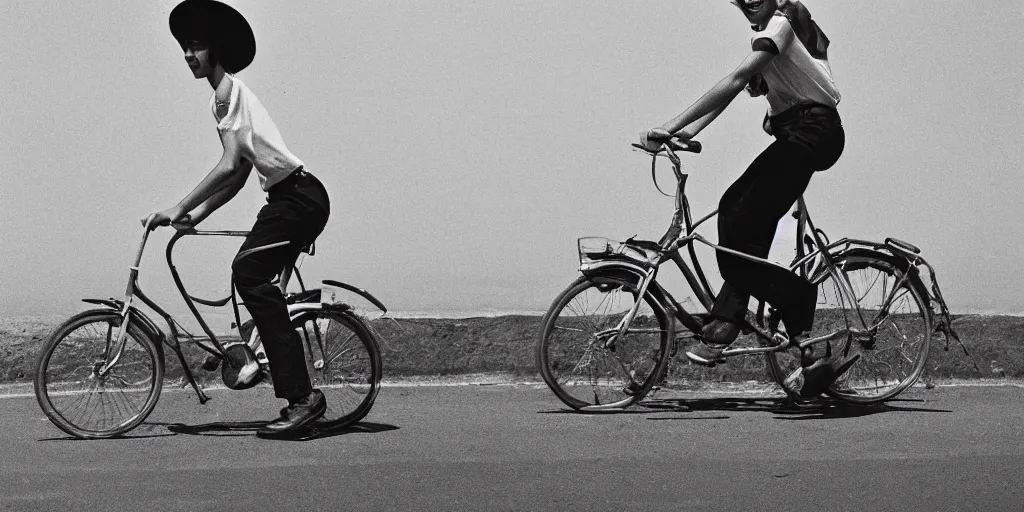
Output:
[571, 264, 692, 334]
[82, 299, 166, 352]
[579, 260, 650, 284]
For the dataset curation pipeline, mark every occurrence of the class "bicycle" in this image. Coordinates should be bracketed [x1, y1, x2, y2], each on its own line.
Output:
[536, 136, 965, 411]
[34, 222, 385, 439]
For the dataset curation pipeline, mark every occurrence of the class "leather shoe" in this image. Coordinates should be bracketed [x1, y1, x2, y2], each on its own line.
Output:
[257, 390, 327, 436]
[685, 341, 730, 366]
[701, 318, 741, 345]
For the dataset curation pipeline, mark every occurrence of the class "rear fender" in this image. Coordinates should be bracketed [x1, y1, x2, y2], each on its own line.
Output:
[287, 301, 353, 322]
[827, 248, 930, 308]
[321, 280, 387, 313]
[287, 302, 327, 320]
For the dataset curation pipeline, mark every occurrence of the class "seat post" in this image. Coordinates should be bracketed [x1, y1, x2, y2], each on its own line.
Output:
[279, 264, 293, 295]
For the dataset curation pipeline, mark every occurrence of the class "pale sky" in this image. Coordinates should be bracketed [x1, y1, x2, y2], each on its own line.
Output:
[2, 1, 1023, 322]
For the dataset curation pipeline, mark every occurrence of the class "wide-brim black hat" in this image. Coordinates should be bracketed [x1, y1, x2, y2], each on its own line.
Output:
[169, 0, 256, 73]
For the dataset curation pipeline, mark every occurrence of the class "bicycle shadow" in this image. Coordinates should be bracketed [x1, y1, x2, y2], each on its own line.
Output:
[38, 420, 398, 442]
[38, 429, 178, 442]
[639, 395, 951, 421]
[153, 420, 399, 441]
[536, 407, 731, 420]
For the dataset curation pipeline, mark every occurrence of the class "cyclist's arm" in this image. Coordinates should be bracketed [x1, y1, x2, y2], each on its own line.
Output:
[660, 50, 776, 135]
[187, 162, 252, 224]
[167, 134, 252, 221]
[672, 90, 740, 140]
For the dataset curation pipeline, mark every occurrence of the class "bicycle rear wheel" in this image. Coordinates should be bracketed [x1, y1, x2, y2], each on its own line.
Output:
[291, 308, 382, 430]
[765, 252, 931, 403]
[537, 274, 671, 411]
[34, 310, 163, 439]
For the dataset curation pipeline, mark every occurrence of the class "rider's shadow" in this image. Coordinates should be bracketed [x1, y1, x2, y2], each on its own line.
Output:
[150, 420, 399, 440]
[640, 396, 951, 420]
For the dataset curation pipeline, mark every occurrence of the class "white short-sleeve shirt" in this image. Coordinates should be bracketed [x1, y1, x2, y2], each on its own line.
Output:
[753, 13, 841, 116]
[212, 74, 304, 191]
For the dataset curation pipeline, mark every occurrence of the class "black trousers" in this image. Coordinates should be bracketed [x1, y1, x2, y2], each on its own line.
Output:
[711, 104, 845, 335]
[231, 168, 330, 400]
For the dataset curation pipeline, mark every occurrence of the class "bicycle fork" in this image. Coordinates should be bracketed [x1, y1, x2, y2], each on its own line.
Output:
[98, 225, 151, 378]
[97, 299, 136, 378]
[604, 266, 660, 350]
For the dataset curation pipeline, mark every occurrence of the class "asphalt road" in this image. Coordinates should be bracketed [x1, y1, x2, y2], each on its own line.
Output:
[2, 383, 1023, 511]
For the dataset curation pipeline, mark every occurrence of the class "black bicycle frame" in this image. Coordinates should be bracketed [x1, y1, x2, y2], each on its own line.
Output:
[612, 143, 966, 359]
[101, 228, 311, 403]
[637, 149, 888, 349]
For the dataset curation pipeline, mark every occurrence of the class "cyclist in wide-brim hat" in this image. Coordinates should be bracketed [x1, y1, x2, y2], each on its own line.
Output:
[168, 0, 256, 73]
[144, 0, 332, 436]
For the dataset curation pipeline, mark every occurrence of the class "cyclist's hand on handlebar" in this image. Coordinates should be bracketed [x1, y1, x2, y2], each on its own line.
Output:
[140, 207, 185, 231]
[638, 128, 671, 152]
[170, 213, 196, 232]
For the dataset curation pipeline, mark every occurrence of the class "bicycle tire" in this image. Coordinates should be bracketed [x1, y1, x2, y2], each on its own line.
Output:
[34, 309, 164, 439]
[537, 274, 672, 411]
[288, 307, 382, 430]
[764, 252, 931, 404]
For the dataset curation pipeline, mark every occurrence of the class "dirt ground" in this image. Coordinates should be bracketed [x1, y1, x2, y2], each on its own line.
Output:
[2, 313, 1020, 385]
[0, 315, 65, 382]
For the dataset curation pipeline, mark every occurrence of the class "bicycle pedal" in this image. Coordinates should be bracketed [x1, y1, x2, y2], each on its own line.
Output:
[685, 355, 723, 368]
[201, 355, 221, 372]
[622, 381, 644, 396]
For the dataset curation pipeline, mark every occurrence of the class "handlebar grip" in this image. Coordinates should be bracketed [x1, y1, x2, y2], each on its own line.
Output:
[631, 139, 702, 154]
[668, 139, 702, 154]
[646, 129, 673, 142]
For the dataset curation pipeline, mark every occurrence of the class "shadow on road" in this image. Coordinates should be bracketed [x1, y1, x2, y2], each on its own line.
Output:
[534, 394, 951, 420]
[536, 407, 731, 419]
[38, 421, 399, 442]
[639, 396, 951, 421]
[38, 430, 177, 442]
[156, 420, 399, 441]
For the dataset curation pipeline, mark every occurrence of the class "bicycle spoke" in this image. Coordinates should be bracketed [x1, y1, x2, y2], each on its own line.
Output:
[37, 313, 161, 438]
[552, 325, 586, 334]
[539, 277, 669, 410]
[285, 310, 380, 429]
[768, 254, 931, 403]
[323, 335, 361, 366]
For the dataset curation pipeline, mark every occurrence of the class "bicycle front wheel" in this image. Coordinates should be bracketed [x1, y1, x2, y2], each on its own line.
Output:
[765, 252, 931, 403]
[291, 308, 382, 430]
[34, 310, 163, 439]
[537, 274, 671, 411]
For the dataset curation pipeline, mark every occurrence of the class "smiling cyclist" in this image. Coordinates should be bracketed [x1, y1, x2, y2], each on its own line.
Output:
[640, 0, 857, 398]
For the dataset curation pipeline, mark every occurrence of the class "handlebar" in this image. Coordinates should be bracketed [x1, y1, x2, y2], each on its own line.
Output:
[630, 137, 704, 199]
[131, 218, 158, 269]
[630, 138, 702, 155]
[125, 225, 255, 299]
